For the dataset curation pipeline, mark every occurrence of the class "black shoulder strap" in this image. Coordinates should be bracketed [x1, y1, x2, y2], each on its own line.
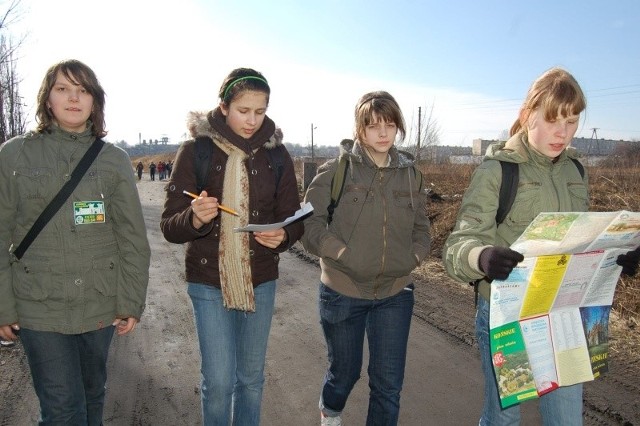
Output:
[266, 145, 285, 195]
[327, 156, 349, 225]
[194, 136, 213, 194]
[497, 161, 518, 225]
[570, 157, 585, 179]
[496, 158, 584, 225]
[13, 138, 105, 260]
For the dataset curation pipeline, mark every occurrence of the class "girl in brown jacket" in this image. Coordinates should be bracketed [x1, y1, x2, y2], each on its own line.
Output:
[161, 68, 303, 425]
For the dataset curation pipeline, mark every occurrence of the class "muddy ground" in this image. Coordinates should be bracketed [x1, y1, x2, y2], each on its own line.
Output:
[1, 178, 638, 425]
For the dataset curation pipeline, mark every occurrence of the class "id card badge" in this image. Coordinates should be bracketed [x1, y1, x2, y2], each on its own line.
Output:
[74, 201, 106, 224]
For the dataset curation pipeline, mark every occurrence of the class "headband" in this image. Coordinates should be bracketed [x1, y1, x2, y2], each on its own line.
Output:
[223, 76, 269, 101]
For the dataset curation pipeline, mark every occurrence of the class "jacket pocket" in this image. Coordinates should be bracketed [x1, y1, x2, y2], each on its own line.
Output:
[568, 182, 589, 211]
[83, 169, 116, 198]
[13, 256, 54, 301]
[91, 257, 118, 297]
[14, 167, 55, 200]
[506, 184, 541, 226]
[331, 184, 374, 229]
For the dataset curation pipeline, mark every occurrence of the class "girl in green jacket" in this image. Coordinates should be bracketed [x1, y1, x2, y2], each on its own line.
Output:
[0, 59, 150, 425]
[443, 67, 640, 425]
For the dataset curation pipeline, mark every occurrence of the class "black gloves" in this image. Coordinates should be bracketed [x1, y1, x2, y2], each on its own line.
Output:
[617, 246, 640, 277]
[479, 246, 524, 281]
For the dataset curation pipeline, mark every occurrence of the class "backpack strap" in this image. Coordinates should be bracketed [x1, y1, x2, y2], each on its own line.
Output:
[266, 145, 285, 197]
[327, 155, 349, 225]
[194, 136, 214, 194]
[413, 167, 423, 192]
[497, 161, 518, 225]
[570, 157, 585, 179]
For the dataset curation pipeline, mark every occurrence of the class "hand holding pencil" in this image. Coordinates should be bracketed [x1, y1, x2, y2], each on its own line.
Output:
[184, 190, 238, 229]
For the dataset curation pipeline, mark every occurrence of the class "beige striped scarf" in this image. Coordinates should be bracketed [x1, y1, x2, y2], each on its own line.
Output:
[213, 138, 255, 312]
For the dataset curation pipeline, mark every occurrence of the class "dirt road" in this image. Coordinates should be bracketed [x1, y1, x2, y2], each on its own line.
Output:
[1, 179, 638, 425]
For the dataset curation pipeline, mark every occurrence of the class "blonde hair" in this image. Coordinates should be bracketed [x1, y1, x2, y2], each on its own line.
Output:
[510, 67, 586, 136]
[354, 91, 406, 143]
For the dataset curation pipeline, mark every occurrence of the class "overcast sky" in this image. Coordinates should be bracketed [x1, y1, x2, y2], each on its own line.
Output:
[9, 0, 640, 147]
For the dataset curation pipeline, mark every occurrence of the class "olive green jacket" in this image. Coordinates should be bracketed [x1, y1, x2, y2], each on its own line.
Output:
[0, 126, 150, 333]
[443, 133, 589, 301]
[302, 139, 430, 299]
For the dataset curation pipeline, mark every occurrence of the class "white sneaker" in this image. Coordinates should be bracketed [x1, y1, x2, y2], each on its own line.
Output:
[321, 413, 342, 426]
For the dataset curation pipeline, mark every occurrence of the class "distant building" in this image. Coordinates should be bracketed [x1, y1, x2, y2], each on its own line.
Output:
[473, 139, 500, 156]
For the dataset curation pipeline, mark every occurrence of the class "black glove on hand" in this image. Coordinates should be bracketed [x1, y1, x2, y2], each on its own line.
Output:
[479, 246, 525, 281]
[617, 246, 640, 277]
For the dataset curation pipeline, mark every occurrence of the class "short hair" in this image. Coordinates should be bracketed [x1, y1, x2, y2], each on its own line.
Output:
[35, 59, 107, 137]
[354, 91, 406, 143]
[511, 67, 586, 136]
[218, 68, 270, 106]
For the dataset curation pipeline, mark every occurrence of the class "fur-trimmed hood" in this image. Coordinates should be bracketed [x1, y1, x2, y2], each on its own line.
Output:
[186, 109, 283, 151]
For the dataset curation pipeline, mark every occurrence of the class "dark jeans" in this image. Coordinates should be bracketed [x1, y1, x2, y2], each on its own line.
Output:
[319, 283, 414, 426]
[20, 326, 115, 426]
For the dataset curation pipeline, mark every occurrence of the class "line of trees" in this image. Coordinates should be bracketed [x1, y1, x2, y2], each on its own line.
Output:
[0, 0, 27, 145]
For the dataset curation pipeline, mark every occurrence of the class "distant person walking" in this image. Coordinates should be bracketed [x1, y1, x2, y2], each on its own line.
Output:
[149, 161, 156, 181]
[0, 59, 150, 425]
[136, 161, 144, 180]
[443, 67, 640, 425]
[301, 91, 430, 426]
[158, 161, 165, 180]
[160, 67, 304, 425]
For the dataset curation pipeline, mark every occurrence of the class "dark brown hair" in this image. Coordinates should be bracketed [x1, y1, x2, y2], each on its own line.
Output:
[35, 59, 107, 137]
[218, 68, 270, 106]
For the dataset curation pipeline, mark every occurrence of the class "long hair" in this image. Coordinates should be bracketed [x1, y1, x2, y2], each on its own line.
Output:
[354, 91, 406, 143]
[510, 67, 586, 137]
[35, 59, 107, 137]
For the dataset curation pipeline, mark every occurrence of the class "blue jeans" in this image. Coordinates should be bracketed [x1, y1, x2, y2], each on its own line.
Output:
[188, 281, 276, 426]
[20, 326, 115, 426]
[476, 296, 583, 425]
[318, 283, 414, 426]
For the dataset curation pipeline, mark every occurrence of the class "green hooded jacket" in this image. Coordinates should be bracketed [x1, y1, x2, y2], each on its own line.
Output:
[443, 133, 589, 301]
[302, 139, 430, 299]
[0, 126, 150, 333]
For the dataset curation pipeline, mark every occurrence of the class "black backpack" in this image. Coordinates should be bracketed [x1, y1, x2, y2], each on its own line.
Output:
[193, 136, 285, 195]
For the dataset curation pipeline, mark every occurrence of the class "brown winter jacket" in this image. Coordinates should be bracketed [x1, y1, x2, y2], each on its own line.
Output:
[160, 110, 303, 288]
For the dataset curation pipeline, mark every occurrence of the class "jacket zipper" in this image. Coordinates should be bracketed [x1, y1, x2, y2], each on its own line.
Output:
[374, 170, 387, 298]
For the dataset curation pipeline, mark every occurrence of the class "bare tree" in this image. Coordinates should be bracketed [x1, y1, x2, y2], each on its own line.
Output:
[404, 101, 441, 163]
[0, 0, 26, 145]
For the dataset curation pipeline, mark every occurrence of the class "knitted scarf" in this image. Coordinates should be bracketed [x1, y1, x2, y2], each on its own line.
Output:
[206, 109, 276, 312]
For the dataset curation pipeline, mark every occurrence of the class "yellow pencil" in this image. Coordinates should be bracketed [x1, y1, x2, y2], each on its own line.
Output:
[182, 190, 239, 216]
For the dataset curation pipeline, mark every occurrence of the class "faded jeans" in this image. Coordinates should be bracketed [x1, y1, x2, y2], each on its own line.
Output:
[188, 280, 276, 426]
[319, 282, 414, 426]
[20, 326, 115, 426]
[476, 296, 583, 425]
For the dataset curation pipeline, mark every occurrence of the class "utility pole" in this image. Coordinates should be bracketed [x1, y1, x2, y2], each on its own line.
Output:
[590, 128, 600, 155]
[416, 106, 422, 161]
[311, 123, 317, 161]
